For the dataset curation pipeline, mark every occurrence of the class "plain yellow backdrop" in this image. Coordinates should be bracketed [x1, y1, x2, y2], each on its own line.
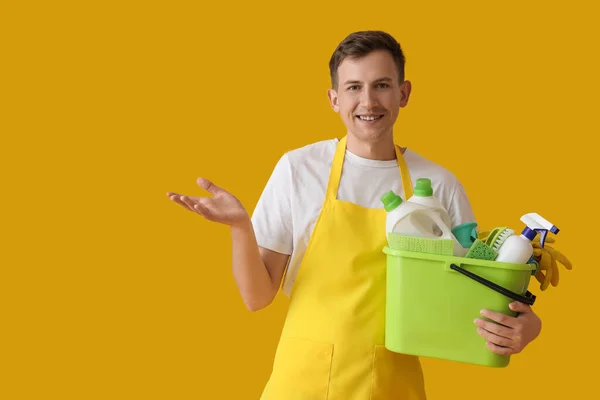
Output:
[1, 0, 598, 398]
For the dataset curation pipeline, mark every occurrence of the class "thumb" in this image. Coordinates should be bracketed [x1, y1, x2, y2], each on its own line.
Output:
[196, 177, 224, 196]
[509, 301, 531, 313]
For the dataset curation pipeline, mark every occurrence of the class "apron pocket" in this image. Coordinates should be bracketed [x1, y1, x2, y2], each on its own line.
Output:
[266, 336, 333, 400]
[370, 345, 427, 400]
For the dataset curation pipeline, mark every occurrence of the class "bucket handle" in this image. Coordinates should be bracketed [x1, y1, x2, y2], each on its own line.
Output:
[449, 264, 536, 306]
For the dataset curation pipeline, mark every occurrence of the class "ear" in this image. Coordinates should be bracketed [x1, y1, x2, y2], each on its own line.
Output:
[327, 88, 340, 113]
[399, 80, 412, 108]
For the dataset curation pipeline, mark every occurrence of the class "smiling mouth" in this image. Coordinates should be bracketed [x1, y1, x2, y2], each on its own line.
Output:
[356, 114, 384, 121]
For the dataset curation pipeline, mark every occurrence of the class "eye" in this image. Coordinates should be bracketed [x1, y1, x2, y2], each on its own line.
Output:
[377, 83, 389, 88]
[347, 85, 359, 91]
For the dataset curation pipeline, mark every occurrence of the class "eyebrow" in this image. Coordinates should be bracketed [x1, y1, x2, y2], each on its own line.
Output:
[344, 77, 393, 85]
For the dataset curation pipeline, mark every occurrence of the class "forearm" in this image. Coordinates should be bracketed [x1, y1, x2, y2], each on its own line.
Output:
[230, 219, 276, 311]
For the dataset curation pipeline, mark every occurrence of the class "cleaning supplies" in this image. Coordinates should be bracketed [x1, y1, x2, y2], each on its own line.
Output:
[407, 178, 453, 230]
[381, 190, 467, 257]
[478, 225, 572, 290]
[381, 190, 429, 237]
[452, 222, 478, 249]
[484, 227, 515, 252]
[465, 239, 498, 261]
[495, 213, 560, 264]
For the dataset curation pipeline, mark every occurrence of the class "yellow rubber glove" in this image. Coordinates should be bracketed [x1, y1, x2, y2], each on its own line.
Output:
[532, 239, 573, 290]
[477, 229, 572, 290]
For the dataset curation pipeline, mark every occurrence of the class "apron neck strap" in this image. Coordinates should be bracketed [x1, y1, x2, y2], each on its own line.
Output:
[326, 135, 414, 201]
[394, 141, 414, 200]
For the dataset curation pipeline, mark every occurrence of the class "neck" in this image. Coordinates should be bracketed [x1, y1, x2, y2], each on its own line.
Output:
[346, 134, 401, 160]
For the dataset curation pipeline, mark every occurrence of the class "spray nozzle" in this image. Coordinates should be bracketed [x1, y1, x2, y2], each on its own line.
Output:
[520, 213, 560, 248]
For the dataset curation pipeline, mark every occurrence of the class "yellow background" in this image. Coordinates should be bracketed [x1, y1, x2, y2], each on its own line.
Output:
[1, 0, 598, 398]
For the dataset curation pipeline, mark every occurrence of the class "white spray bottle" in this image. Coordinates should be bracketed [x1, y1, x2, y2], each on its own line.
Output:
[495, 213, 560, 264]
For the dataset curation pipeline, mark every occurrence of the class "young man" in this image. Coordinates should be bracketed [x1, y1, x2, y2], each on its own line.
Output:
[168, 30, 542, 399]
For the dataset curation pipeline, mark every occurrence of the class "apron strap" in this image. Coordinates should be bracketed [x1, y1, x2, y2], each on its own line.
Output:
[326, 136, 414, 201]
[395, 143, 414, 200]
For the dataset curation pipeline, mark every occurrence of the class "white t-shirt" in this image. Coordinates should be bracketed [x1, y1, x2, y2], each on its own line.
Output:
[251, 138, 477, 296]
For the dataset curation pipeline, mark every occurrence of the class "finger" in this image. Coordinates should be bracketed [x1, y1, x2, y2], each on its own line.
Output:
[550, 253, 560, 287]
[509, 302, 531, 314]
[540, 250, 552, 290]
[479, 309, 518, 328]
[180, 195, 199, 211]
[167, 191, 184, 202]
[476, 327, 515, 348]
[193, 202, 214, 221]
[168, 193, 195, 212]
[535, 257, 549, 289]
[485, 341, 517, 356]
[474, 318, 515, 339]
[537, 249, 552, 289]
[535, 268, 546, 287]
[545, 247, 573, 270]
[167, 192, 202, 202]
[197, 177, 224, 196]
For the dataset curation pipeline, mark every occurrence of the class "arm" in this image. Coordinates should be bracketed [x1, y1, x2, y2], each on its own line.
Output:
[167, 183, 290, 312]
[231, 220, 289, 311]
[167, 155, 293, 312]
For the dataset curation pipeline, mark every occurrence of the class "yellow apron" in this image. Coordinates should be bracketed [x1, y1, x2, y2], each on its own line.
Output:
[260, 136, 427, 400]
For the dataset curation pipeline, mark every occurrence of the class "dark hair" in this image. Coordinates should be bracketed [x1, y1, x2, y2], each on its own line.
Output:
[329, 30, 406, 89]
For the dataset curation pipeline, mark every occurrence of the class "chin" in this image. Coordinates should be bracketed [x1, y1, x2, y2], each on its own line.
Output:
[349, 128, 391, 142]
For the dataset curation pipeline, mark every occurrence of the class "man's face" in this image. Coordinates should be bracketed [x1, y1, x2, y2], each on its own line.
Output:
[328, 50, 411, 142]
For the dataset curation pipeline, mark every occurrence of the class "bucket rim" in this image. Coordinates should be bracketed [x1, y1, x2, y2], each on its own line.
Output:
[383, 246, 535, 272]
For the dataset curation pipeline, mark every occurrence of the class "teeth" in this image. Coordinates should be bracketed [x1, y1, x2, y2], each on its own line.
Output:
[359, 115, 381, 121]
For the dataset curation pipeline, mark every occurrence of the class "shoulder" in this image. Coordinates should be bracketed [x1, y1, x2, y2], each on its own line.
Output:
[403, 148, 468, 209]
[262, 139, 337, 192]
[275, 138, 338, 183]
[284, 138, 338, 167]
[404, 149, 461, 189]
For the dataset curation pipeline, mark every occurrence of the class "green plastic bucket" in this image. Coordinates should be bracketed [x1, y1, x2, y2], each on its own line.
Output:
[383, 246, 536, 368]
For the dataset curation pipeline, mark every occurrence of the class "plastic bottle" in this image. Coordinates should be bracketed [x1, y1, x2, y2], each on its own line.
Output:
[407, 178, 452, 230]
[380, 190, 468, 256]
[495, 213, 560, 264]
[380, 190, 429, 236]
[451, 221, 478, 249]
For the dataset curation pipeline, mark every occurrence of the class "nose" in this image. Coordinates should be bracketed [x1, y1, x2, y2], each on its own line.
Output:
[360, 87, 377, 109]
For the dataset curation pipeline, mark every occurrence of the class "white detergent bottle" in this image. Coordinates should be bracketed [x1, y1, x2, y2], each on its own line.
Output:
[495, 213, 560, 264]
[402, 208, 468, 257]
[380, 190, 428, 237]
[381, 190, 467, 257]
[407, 178, 452, 230]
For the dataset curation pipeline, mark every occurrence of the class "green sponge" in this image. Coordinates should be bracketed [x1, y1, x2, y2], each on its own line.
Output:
[465, 239, 498, 261]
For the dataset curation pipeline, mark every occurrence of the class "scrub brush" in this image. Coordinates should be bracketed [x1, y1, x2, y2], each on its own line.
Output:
[484, 227, 515, 252]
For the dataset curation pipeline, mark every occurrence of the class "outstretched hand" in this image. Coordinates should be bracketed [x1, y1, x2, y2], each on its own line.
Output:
[167, 178, 250, 228]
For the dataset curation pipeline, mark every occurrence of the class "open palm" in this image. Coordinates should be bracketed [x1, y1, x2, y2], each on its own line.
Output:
[167, 178, 249, 227]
